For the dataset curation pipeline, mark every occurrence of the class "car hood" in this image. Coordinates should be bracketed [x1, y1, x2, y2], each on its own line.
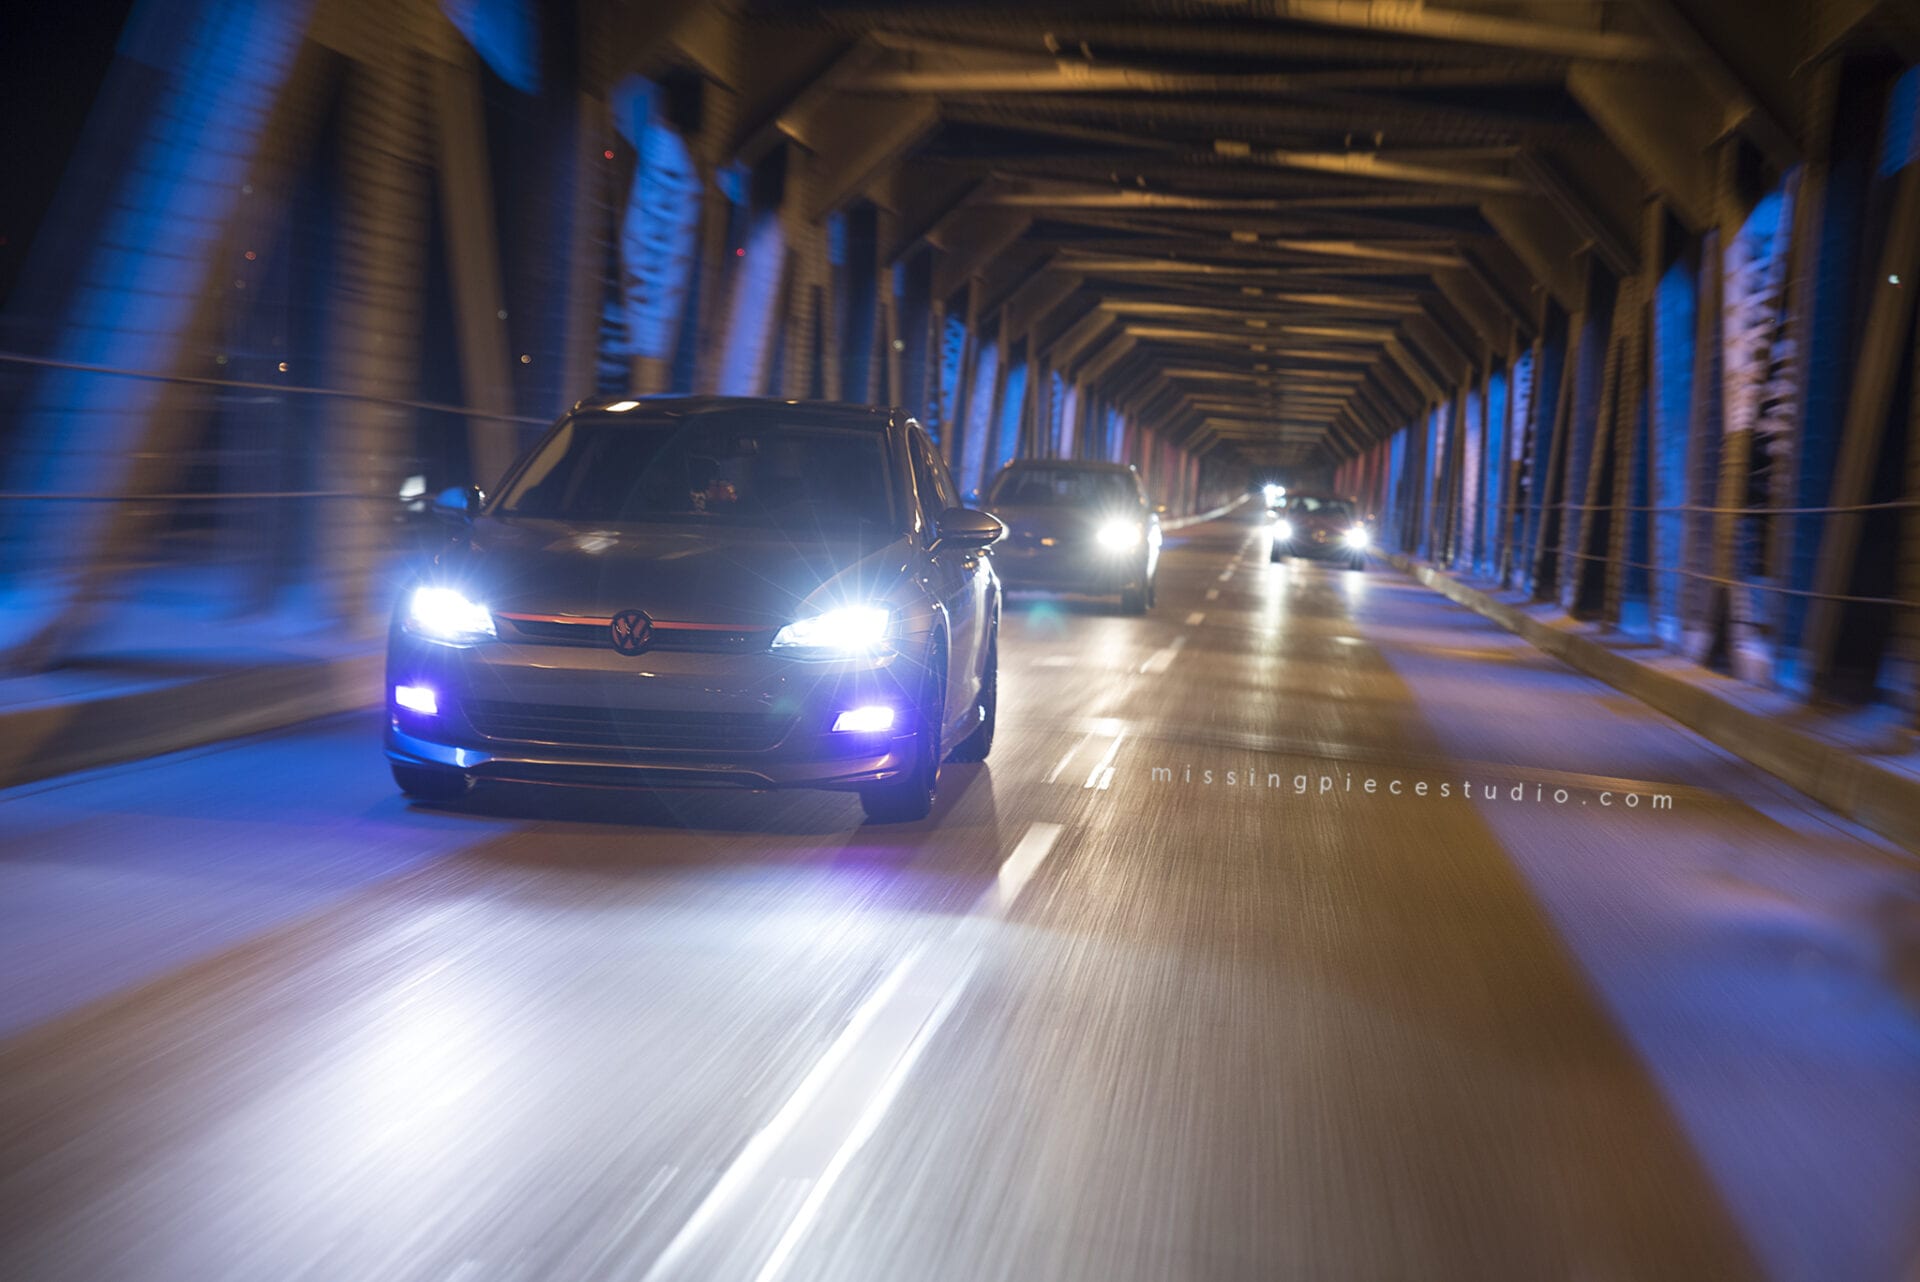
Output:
[437, 517, 911, 626]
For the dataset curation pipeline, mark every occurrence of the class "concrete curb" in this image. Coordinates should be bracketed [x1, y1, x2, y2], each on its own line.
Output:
[0, 652, 381, 791]
[1388, 554, 1920, 854]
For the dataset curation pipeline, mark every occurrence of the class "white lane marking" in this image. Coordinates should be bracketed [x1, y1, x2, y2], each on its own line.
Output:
[1045, 734, 1092, 783]
[1205, 587, 1220, 601]
[641, 823, 1067, 1282]
[1217, 567, 1234, 582]
[1095, 766, 1115, 791]
[1030, 655, 1077, 667]
[1139, 634, 1187, 675]
[1185, 611, 1206, 626]
[1081, 730, 1127, 789]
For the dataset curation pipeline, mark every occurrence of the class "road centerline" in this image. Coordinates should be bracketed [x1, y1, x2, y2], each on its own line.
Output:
[637, 822, 1067, 1282]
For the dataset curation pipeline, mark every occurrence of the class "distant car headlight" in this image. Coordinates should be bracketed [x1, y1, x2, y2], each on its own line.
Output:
[1272, 520, 1294, 542]
[772, 604, 894, 658]
[403, 586, 496, 645]
[1095, 520, 1142, 551]
[1343, 526, 1371, 549]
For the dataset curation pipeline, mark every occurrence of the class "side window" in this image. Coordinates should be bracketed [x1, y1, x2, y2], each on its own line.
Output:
[927, 442, 962, 512]
[907, 429, 942, 533]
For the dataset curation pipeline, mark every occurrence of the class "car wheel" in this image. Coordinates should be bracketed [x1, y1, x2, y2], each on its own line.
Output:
[1269, 545, 1285, 563]
[948, 630, 997, 763]
[391, 762, 469, 802]
[1119, 584, 1147, 614]
[1145, 569, 1159, 608]
[860, 646, 945, 823]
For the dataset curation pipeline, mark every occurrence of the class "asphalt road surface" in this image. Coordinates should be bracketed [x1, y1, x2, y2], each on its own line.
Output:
[3, 510, 1918, 1282]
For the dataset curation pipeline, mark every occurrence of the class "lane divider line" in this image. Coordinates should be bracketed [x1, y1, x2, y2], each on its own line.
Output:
[1205, 588, 1220, 601]
[1082, 731, 1128, 789]
[638, 822, 1067, 1282]
[1139, 634, 1187, 675]
[1185, 611, 1206, 626]
[1044, 733, 1094, 784]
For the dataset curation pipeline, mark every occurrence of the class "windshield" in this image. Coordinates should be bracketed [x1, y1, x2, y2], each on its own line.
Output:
[496, 411, 896, 531]
[988, 467, 1137, 509]
[1288, 497, 1356, 520]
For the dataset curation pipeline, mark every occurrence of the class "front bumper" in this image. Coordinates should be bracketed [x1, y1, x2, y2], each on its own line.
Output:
[1274, 535, 1366, 561]
[384, 630, 927, 791]
[992, 544, 1143, 594]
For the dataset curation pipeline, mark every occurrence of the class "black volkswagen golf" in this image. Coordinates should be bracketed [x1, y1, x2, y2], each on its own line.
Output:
[385, 397, 1004, 823]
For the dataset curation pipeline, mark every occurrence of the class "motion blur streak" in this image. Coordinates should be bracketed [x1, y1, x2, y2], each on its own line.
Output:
[3, 515, 1918, 1281]
[3, 1, 1920, 1279]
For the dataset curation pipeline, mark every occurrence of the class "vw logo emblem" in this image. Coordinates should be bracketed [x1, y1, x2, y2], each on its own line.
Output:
[609, 609, 653, 656]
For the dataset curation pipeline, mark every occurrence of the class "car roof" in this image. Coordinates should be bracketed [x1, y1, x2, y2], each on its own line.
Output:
[568, 395, 898, 426]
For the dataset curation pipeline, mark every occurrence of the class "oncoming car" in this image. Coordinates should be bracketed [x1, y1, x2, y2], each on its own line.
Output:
[1269, 494, 1370, 570]
[982, 460, 1163, 613]
[385, 397, 1004, 823]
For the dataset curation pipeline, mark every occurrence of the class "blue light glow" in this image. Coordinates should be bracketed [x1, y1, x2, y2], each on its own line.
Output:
[611, 77, 700, 364]
[441, 0, 539, 93]
[958, 340, 999, 496]
[996, 358, 1027, 471]
[1879, 65, 1918, 176]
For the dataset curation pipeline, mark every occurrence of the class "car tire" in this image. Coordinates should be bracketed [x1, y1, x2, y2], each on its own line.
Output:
[1119, 584, 1147, 615]
[1269, 545, 1285, 563]
[1145, 570, 1158, 609]
[948, 630, 997, 763]
[392, 762, 469, 802]
[860, 646, 945, 823]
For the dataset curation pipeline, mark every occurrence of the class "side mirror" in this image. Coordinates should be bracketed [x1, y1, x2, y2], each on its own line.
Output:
[432, 485, 483, 521]
[935, 507, 1005, 550]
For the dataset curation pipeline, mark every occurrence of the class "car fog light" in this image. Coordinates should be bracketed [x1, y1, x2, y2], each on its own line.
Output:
[832, 705, 896, 733]
[394, 684, 438, 716]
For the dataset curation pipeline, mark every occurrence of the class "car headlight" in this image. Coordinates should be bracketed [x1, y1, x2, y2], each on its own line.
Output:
[1343, 526, 1371, 549]
[1272, 520, 1294, 542]
[772, 604, 894, 658]
[403, 585, 496, 645]
[1095, 520, 1142, 551]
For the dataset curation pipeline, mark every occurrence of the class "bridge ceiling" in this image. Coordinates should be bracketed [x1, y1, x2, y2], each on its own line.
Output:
[660, 0, 1912, 469]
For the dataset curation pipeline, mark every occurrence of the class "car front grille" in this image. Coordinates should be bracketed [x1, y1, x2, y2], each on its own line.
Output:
[500, 616, 772, 653]
[464, 700, 789, 752]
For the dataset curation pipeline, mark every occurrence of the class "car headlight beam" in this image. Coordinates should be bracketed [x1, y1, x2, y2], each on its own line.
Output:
[772, 604, 895, 658]
[404, 586, 496, 646]
[1343, 526, 1371, 549]
[1095, 520, 1142, 552]
[1272, 520, 1294, 542]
